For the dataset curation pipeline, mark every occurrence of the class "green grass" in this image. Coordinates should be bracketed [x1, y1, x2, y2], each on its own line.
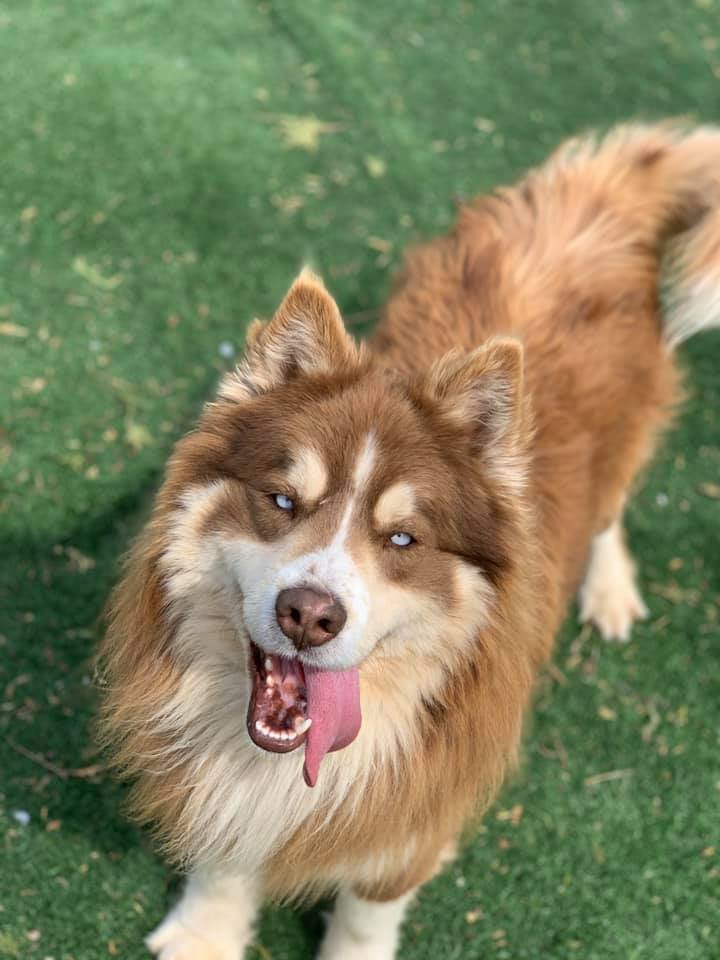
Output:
[1, 1, 719, 957]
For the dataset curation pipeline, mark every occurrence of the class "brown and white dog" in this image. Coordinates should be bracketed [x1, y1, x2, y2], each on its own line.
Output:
[99, 124, 720, 959]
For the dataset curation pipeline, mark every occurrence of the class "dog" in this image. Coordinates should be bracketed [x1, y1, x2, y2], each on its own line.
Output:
[99, 123, 720, 959]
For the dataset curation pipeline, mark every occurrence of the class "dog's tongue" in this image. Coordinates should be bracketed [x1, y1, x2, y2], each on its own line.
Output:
[302, 666, 361, 787]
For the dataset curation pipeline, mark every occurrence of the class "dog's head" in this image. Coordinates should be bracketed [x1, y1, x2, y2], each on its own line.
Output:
[158, 270, 531, 784]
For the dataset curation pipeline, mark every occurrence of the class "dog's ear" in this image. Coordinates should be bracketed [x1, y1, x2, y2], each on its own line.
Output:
[220, 268, 359, 401]
[422, 337, 530, 489]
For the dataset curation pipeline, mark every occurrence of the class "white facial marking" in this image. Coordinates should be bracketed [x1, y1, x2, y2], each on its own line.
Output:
[374, 481, 416, 528]
[286, 446, 328, 502]
[352, 432, 377, 489]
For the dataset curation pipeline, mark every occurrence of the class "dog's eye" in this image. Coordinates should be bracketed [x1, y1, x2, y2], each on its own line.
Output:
[389, 532, 414, 547]
[272, 493, 295, 511]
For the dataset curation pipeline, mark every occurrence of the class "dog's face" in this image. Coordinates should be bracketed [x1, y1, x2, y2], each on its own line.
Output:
[159, 271, 528, 779]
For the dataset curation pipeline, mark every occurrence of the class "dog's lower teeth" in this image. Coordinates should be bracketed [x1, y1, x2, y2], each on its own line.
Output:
[295, 717, 312, 735]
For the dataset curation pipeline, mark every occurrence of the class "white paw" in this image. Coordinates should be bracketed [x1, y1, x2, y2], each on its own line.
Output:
[146, 915, 243, 960]
[579, 561, 648, 642]
[318, 938, 396, 960]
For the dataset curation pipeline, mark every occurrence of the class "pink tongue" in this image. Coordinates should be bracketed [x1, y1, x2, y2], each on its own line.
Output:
[303, 666, 361, 787]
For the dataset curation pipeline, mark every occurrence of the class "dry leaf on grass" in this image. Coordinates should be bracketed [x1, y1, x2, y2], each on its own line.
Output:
[0, 322, 29, 338]
[267, 114, 345, 152]
[125, 421, 153, 452]
[72, 256, 123, 290]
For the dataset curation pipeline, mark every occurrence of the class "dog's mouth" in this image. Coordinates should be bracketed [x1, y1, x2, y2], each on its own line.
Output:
[247, 644, 311, 754]
[247, 641, 362, 787]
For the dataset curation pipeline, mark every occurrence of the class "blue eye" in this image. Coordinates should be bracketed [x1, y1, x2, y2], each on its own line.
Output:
[273, 493, 295, 511]
[390, 532, 414, 547]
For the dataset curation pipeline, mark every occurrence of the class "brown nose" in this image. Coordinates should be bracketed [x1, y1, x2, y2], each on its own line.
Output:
[275, 587, 347, 650]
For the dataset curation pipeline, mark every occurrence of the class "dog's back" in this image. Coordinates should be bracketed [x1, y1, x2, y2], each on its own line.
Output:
[375, 123, 720, 617]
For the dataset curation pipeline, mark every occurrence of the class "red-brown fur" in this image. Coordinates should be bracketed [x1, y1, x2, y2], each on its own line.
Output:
[99, 123, 720, 916]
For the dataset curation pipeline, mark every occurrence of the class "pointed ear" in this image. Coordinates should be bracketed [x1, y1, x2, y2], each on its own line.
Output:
[422, 337, 529, 483]
[220, 268, 359, 401]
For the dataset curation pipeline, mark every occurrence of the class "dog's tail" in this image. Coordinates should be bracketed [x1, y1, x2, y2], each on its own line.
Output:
[489, 122, 720, 349]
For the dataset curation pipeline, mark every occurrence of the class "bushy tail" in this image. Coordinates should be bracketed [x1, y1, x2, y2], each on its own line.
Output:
[495, 122, 720, 348]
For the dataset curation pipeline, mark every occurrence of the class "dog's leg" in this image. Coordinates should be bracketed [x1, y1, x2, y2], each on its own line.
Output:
[578, 518, 648, 642]
[317, 887, 414, 960]
[146, 867, 260, 960]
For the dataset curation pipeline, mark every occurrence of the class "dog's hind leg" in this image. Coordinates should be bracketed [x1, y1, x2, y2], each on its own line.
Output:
[146, 868, 260, 960]
[578, 518, 648, 643]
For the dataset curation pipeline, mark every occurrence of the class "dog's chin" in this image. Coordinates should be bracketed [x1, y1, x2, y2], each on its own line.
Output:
[246, 641, 311, 755]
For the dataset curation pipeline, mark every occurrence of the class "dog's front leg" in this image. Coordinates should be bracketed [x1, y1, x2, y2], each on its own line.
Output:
[317, 887, 415, 960]
[146, 867, 260, 960]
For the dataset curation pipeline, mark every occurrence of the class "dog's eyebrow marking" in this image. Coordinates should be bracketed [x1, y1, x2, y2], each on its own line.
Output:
[374, 481, 416, 528]
[286, 446, 327, 502]
[352, 432, 377, 490]
[333, 432, 377, 544]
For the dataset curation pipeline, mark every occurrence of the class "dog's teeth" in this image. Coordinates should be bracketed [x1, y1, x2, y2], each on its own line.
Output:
[264, 657, 273, 672]
[266, 675, 276, 687]
[295, 718, 312, 735]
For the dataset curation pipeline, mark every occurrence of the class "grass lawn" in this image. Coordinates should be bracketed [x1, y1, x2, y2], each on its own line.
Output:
[1, 1, 719, 957]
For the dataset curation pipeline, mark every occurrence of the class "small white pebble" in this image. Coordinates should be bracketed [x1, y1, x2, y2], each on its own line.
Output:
[655, 493, 669, 507]
[218, 340, 235, 359]
[12, 809, 31, 826]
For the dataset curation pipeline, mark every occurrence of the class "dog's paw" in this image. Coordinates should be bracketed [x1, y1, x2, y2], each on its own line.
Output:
[318, 940, 396, 960]
[578, 561, 648, 642]
[146, 916, 242, 960]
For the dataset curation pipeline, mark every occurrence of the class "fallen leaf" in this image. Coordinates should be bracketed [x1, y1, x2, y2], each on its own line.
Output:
[271, 193, 305, 215]
[496, 803, 524, 826]
[20, 376, 46, 394]
[367, 236, 392, 253]
[465, 909, 482, 924]
[584, 768, 634, 788]
[649, 582, 700, 605]
[269, 114, 344, 152]
[72, 256, 123, 290]
[20, 205, 38, 223]
[667, 705, 688, 727]
[364, 155, 386, 178]
[64, 546, 95, 573]
[125, 421, 153, 452]
[598, 705, 617, 721]
[474, 116, 497, 133]
[0, 322, 29, 338]
[699, 482, 720, 499]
